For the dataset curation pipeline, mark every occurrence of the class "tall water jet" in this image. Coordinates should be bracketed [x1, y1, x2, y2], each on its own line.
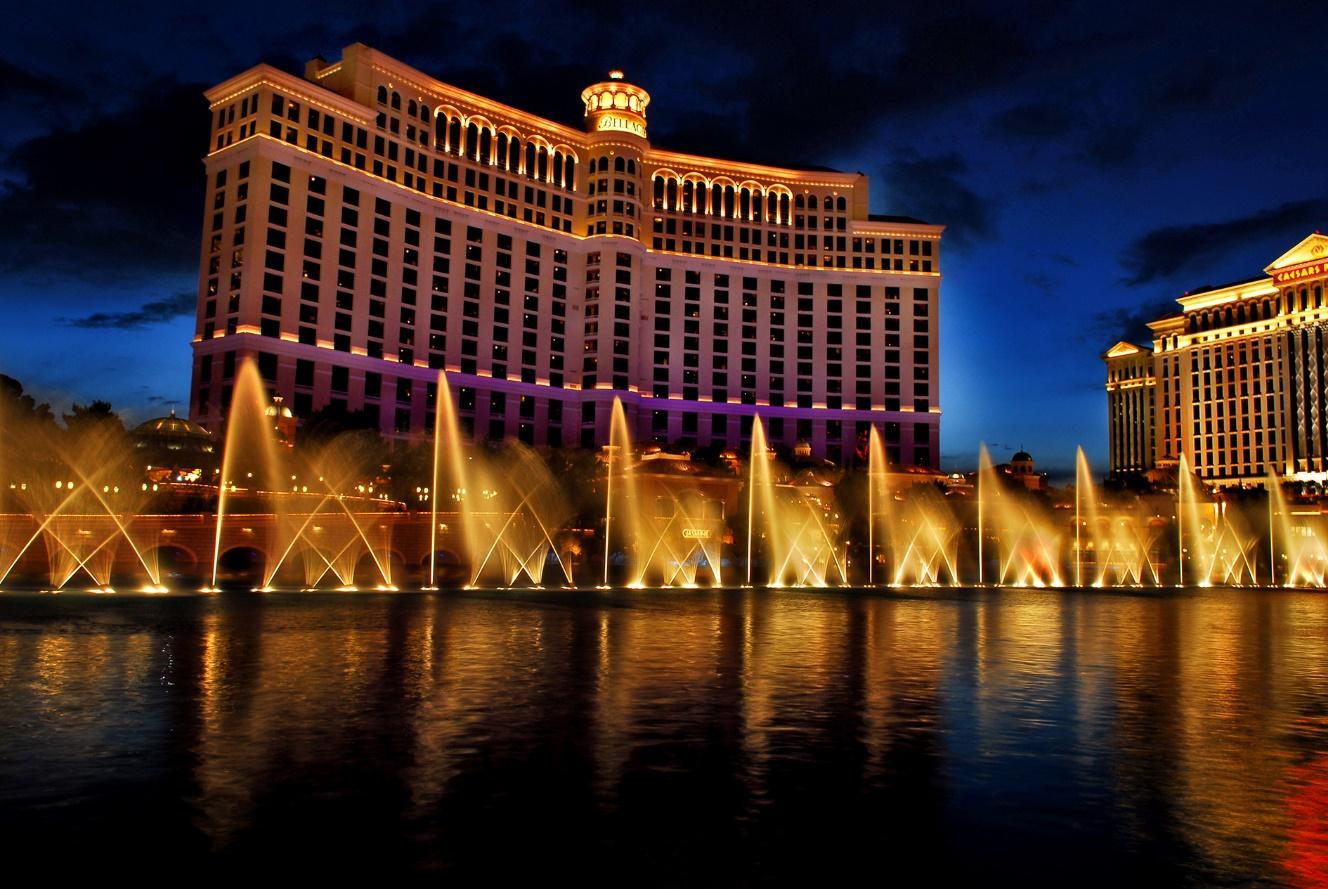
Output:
[603, 397, 639, 586]
[1076, 447, 1161, 586]
[1177, 452, 1258, 586]
[210, 358, 285, 589]
[1266, 470, 1328, 588]
[977, 444, 1062, 586]
[747, 416, 846, 587]
[868, 427, 957, 586]
[430, 370, 474, 587]
[608, 405, 722, 588]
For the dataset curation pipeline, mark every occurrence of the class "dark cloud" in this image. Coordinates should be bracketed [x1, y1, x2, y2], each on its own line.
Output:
[990, 101, 1078, 140]
[881, 153, 995, 250]
[1089, 298, 1178, 346]
[62, 292, 194, 329]
[1120, 198, 1328, 285]
[1082, 122, 1143, 168]
[0, 57, 74, 107]
[0, 78, 209, 282]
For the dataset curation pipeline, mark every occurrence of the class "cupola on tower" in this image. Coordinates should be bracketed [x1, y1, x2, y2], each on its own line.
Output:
[581, 70, 650, 239]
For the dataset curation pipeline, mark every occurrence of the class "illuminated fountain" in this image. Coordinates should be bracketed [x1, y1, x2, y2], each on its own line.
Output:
[210, 360, 286, 589]
[977, 444, 1062, 586]
[269, 433, 396, 590]
[1177, 453, 1258, 586]
[1, 424, 163, 592]
[747, 416, 847, 587]
[1266, 470, 1328, 588]
[1073, 447, 1162, 586]
[432, 370, 572, 588]
[603, 397, 724, 588]
[866, 427, 959, 586]
[6, 357, 1321, 594]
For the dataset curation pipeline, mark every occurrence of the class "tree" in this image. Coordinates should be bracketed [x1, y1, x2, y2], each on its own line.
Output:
[63, 400, 125, 438]
[0, 373, 58, 431]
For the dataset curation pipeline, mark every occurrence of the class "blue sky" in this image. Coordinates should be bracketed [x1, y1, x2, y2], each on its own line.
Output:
[1, 0, 1325, 478]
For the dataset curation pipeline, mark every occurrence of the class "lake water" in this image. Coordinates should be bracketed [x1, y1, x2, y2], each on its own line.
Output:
[1, 587, 1326, 884]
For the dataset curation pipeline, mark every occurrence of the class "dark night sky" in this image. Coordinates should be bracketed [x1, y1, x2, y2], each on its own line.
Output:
[2, 0, 1325, 476]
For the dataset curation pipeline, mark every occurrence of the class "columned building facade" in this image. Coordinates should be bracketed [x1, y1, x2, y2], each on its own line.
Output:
[1103, 341, 1156, 477]
[191, 44, 944, 465]
[1104, 233, 1328, 483]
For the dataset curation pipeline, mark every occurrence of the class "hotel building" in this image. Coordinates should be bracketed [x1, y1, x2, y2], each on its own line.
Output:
[1104, 232, 1328, 483]
[191, 44, 943, 464]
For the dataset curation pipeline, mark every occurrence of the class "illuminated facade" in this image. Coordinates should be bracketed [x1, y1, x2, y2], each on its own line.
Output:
[1104, 232, 1328, 482]
[191, 44, 944, 464]
[1103, 341, 1156, 477]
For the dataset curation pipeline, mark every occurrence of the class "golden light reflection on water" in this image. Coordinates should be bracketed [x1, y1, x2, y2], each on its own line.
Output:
[1, 588, 1326, 881]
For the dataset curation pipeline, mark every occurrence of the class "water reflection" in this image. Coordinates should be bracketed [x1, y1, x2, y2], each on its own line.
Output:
[0, 588, 1326, 883]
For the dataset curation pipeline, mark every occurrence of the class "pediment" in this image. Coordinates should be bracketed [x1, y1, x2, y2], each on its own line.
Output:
[1265, 232, 1328, 274]
[1104, 341, 1147, 359]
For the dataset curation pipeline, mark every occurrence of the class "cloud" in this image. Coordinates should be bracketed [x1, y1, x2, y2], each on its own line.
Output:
[880, 153, 995, 250]
[0, 78, 209, 283]
[1089, 298, 1178, 346]
[990, 101, 1078, 140]
[62, 292, 194, 330]
[0, 57, 75, 108]
[1119, 198, 1328, 285]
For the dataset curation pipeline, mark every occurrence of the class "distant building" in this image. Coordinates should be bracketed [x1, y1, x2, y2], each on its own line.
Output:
[130, 411, 217, 482]
[190, 44, 944, 465]
[1103, 341, 1156, 478]
[1104, 232, 1328, 483]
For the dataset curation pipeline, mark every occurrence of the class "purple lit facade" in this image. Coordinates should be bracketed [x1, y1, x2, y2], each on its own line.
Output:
[191, 44, 943, 465]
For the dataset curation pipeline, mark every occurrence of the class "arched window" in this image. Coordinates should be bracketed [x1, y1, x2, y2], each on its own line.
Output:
[508, 136, 521, 171]
[448, 118, 461, 154]
[666, 179, 678, 211]
[376, 85, 388, 105]
[420, 103, 430, 121]
[526, 143, 538, 177]
[696, 183, 707, 214]
[552, 153, 564, 187]
[479, 128, 492, 164]
[391, 91, 401, 110]
[823, 195, 834, 210]
[564, 157, 576, 190]
[724, 186, 735, 218]
[463, 122, 478, 161]
[653, 176, 665, 207]
[537, 146, 548, 180]
[836, 196, 847, 212]
[408, 99, 417, 116]
[497, 133, 509, 169]
[795, 194, 805, 209]
[739, 188, 750, 219]
[598, 156, 609, 172]
[712, 183, 723, 215]
[614, 156, 625, 172]
[627, 159, 636, 175]
[779, 193, 790, 223]
[682, 180, 694, 212]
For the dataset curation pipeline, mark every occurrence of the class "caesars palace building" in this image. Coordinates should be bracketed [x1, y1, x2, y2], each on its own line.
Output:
[191, 44, 943, 465]
[1105, 232, 1328, 484]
